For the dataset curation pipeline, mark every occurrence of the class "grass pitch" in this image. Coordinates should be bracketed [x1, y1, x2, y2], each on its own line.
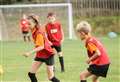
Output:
[0, 37, 120, 82]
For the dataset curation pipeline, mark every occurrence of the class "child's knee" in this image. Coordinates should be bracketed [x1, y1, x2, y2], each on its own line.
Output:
[80, 73, 85, 80]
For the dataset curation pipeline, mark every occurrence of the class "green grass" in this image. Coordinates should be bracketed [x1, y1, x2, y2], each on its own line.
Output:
[0, 36, 120, 82]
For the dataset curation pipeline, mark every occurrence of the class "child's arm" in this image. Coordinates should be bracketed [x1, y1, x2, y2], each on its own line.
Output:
[23, 34, 44, 57]
[86, 49, 101, 64]
[86, 42, 101, 64]
[60, 25, 64, 43]
[23, 46, 44, 57]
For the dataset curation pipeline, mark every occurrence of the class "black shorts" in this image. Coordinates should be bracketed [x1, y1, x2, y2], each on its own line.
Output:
[87, 64, 110, 77]
[51, 45, 62, 53]
[34, 55, 54, 65]
[22, 31, 29, 34]
[22, 31, 30, 36]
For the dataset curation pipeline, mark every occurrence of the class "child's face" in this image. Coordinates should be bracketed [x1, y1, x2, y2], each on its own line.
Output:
[28, 19, 36, 30]
[48, 16, 56, 23]
[77, 32, 86, 40]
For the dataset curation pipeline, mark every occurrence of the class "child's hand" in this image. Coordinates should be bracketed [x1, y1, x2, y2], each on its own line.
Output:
[86, 59, 91, 64]
[61, 39, 64, 44]
[23, 52, 31, 57]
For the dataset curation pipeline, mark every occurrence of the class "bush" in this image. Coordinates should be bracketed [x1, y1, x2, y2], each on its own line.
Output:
[74, 16, 120, 36]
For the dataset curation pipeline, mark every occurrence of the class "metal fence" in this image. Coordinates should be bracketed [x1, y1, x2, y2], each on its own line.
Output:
[1, 0, 120, 16]
[73, 0, 120, 17]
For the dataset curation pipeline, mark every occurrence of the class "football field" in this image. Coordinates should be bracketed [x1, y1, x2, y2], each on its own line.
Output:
[0, 37, 120, 82]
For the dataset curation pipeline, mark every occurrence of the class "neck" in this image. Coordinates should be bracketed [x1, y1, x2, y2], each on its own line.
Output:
[31, 27, 37, 34]
[51, 22, 55, 24]
[49, 20, 56, 24]
[84, 33, 91, 42]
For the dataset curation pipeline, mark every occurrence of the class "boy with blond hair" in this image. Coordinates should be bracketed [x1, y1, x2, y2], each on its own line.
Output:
[76, 21, 110, 82]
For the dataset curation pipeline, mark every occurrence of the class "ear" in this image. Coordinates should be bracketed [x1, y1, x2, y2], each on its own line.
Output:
[81, 32, 85, 35]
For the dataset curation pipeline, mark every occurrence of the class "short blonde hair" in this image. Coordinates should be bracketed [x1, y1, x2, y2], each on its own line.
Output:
[76, 21, 91, 34]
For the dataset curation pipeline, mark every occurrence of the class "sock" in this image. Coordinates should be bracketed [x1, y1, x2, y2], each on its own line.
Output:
[53, 66, 56, 72]
[28, 36, 31, 42]
[23, 36, 26, 42]
[59, 56, 65, 72]
[28, 72, 37, 82]
[81, 80, 87, 82]
[50, 77, 60, 82]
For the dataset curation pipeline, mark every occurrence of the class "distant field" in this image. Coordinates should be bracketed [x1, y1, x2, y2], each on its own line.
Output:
[0, 37, 120, 82]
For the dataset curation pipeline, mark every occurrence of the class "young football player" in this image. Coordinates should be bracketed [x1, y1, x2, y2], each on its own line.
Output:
[20, 14, 31, 42]
[45, 12, 65, 72]
[23, 15, 60, 82]
[76, 21, 110, 82]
